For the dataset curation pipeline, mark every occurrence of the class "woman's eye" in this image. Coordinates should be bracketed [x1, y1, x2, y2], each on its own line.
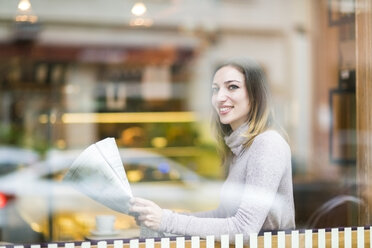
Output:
[212, 87, 219, 94]
[228, 85, 239, 90]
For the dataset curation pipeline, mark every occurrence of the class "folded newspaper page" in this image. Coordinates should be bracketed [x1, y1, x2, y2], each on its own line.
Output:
[63, 137, 163, 237]
[63, 137, 132, 214]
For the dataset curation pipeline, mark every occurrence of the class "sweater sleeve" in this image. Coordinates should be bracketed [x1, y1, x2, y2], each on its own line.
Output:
[158, 132, 290, 239]
[179, 205, 224, 218]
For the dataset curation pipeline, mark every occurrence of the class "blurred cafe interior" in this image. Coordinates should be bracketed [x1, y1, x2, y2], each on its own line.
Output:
[0, 0, 372, 244]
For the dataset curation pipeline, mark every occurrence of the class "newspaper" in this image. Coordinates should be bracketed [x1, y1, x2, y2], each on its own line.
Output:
[63, 137, 163, 237]
[63, 137, 132, 214]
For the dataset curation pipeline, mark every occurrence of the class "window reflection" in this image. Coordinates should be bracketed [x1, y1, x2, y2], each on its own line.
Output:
[126, 163, 181, 183]
[0, 0, 369, 243]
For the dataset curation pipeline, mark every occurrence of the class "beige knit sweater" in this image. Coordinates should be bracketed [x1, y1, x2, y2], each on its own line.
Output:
[159, 123, 295, 240]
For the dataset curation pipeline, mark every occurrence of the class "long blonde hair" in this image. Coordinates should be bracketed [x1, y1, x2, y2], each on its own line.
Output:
[211, 58, 275, 166]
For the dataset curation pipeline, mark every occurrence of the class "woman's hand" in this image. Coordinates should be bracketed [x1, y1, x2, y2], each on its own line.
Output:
[130, 197, 163, 230]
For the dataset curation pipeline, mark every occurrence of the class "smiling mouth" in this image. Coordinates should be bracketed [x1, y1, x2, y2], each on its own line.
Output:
[219, 106, 233, 114]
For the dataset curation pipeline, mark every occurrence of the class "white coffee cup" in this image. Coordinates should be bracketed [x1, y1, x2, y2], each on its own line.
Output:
[95, 215, 116, 233]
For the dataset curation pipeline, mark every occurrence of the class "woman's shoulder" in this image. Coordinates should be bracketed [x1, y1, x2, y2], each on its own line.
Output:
[251, 129, 290, 152]
[255, 129, 286, 140]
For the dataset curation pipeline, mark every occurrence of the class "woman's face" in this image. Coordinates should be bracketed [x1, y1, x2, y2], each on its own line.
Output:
[211, 66, 250, 131]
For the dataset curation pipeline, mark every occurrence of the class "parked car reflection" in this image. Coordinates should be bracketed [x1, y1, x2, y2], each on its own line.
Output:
[0, 148, 221, 242]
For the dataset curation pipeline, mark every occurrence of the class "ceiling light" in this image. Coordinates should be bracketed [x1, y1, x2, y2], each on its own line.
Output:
[18, 0, 31, 11]
[131, 2, 147, 16]
[15, 0, 38, 23]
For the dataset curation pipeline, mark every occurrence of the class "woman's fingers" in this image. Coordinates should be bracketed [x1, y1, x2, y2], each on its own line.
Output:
[130, 198, 160, 214]
[130, 205, 151, 214]
[136, 214, 154, 228]
[129, 197, 162, 230]
[137, 214, 158, 223]
[131, 197, 156, 207]
[143, 221, 156, 229]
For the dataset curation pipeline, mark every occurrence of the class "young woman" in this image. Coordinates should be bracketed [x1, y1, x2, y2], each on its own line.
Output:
[130, 58, 295, 240]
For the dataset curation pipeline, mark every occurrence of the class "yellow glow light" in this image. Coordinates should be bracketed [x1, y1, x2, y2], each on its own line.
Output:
[18, 0, 31, 11]
[38, 114, 49, 124]
[129, 17, 153, 27]
[38, 114, 56, 124]
[131, 2, 147, 16]
[127, 170, 144, 182]
[56, 139, 66, 149]
[151, 137, 168, 148]
[61, 112, 196, 123]
[15, 14, 38, 23]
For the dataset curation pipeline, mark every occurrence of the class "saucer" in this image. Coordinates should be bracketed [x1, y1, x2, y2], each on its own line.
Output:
[90, 229, 120, 236]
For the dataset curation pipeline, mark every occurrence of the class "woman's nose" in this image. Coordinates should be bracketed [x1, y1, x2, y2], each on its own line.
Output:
[216, 88, 228, 101]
